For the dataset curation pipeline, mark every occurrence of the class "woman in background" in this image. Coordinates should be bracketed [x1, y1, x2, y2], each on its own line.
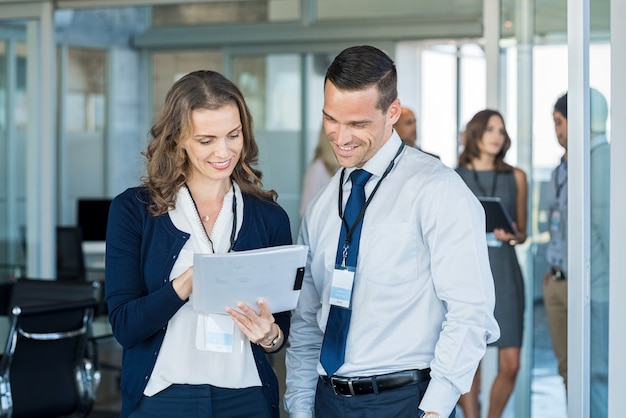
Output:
[455, 109, 528, 418]
[299, 128, 339, 216]
[105, 70, 292, 418]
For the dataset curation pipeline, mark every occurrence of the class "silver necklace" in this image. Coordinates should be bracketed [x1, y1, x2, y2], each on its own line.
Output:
[185, 185, 215, 251]
[184, 184, 238, 253]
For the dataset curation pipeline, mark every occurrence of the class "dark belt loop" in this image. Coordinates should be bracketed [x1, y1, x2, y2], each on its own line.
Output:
[372, 375, 379, 395]
[347, 379, 356, 396]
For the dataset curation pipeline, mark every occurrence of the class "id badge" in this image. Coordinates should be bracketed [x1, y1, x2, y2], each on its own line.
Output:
[195, 314, 235, 353]
[550, 209, 561, 234]
[486, 232, 502, 248]
[329, 267, 355, 308]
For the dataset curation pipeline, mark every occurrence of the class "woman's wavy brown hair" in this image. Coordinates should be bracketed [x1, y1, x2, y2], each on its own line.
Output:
[141, 70, 277, 216]
[458, 109, 513, 173]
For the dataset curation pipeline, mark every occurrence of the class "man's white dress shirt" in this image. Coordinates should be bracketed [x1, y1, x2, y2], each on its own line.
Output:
[285, 133, 500, 417]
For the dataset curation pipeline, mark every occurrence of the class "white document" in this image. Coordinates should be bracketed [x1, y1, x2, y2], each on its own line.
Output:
[192, 244, 308, 314]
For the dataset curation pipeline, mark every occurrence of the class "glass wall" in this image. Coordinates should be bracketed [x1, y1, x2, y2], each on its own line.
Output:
[0, 29, 28, 280]
[396, 41, 486, 168]
[59, 47, 107, 225]
[232, 53, 303, 237]
[588, 2, 610, 416]
[152, 50, 222, 118]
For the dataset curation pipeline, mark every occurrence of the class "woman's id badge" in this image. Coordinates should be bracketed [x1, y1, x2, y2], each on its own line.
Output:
[486, 232, 502, 247]
[329, 268, 355, 308]
[196, 314, 235, 353]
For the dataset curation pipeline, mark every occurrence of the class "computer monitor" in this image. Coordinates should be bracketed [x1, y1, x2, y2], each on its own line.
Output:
[77, 198, 112, 242]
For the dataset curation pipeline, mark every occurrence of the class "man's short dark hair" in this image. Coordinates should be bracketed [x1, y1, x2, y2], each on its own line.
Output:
[554, 93, 567, 119]
[325, 45, 397, 112]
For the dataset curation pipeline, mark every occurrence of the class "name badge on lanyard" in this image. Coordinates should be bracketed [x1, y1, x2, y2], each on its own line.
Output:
[196, 313, 235, 353]
[486, 232, 503, 247]
[550, 209, 561, 234]
[329, 267, 355, 308]
[329, 142, 405, 310]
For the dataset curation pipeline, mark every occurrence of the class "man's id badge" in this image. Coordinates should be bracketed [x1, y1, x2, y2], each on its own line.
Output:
[196, 314, 235, 353]
[550, 209, 561, 234]
[329, 267, 355, 308]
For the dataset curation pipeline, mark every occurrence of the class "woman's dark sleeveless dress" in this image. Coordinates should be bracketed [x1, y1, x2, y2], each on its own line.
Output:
[456, 167, 525, 347]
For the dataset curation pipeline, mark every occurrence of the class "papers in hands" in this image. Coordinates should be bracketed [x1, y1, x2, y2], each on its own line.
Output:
[192, 244, 308, 314]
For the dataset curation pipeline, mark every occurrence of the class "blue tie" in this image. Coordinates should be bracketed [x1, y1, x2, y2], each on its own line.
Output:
[320, 169, 372, 376]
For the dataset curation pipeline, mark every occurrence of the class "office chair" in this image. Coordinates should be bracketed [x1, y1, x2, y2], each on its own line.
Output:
[0, 279, 100, 418]
[56, 226, 87, 282]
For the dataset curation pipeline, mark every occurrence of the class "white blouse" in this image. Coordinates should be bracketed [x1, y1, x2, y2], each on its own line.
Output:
[144, 182, 262, 396]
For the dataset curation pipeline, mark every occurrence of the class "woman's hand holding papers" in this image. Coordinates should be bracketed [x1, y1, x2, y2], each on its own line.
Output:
[226, 298, 282, 352]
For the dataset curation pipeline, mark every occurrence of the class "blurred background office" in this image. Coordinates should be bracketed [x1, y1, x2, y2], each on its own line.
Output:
[0, 1, 624, 417]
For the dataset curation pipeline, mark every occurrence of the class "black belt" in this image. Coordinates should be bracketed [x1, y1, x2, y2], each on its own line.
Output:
[321, 369, 431, 397]
[550, 267, 566, 281]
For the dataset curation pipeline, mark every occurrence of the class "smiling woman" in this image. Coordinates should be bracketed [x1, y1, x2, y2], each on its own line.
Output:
[104, 70, 293, 418]
[455, 109, 528, 418]
[183, 104, 244, 233]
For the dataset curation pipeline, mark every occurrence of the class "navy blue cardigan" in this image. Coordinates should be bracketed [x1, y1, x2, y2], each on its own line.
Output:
[105, 187, 292, 418]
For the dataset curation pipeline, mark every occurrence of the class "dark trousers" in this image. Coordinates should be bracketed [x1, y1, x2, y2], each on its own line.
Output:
[315, 376, 455, 418]
[129, 383, 272, 418]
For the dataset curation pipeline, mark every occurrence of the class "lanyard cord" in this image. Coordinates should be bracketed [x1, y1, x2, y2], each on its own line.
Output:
[185, 183, 237, 253]
[555, 161, 567, 200]
[337, 142, 405, 246]
[471, 165, 499, 197]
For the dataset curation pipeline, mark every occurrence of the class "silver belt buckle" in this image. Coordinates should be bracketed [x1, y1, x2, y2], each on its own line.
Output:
[330, 377, 355, 397]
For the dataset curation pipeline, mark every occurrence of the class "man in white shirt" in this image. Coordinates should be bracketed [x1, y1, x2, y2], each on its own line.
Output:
[284, 45, 500, 418]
